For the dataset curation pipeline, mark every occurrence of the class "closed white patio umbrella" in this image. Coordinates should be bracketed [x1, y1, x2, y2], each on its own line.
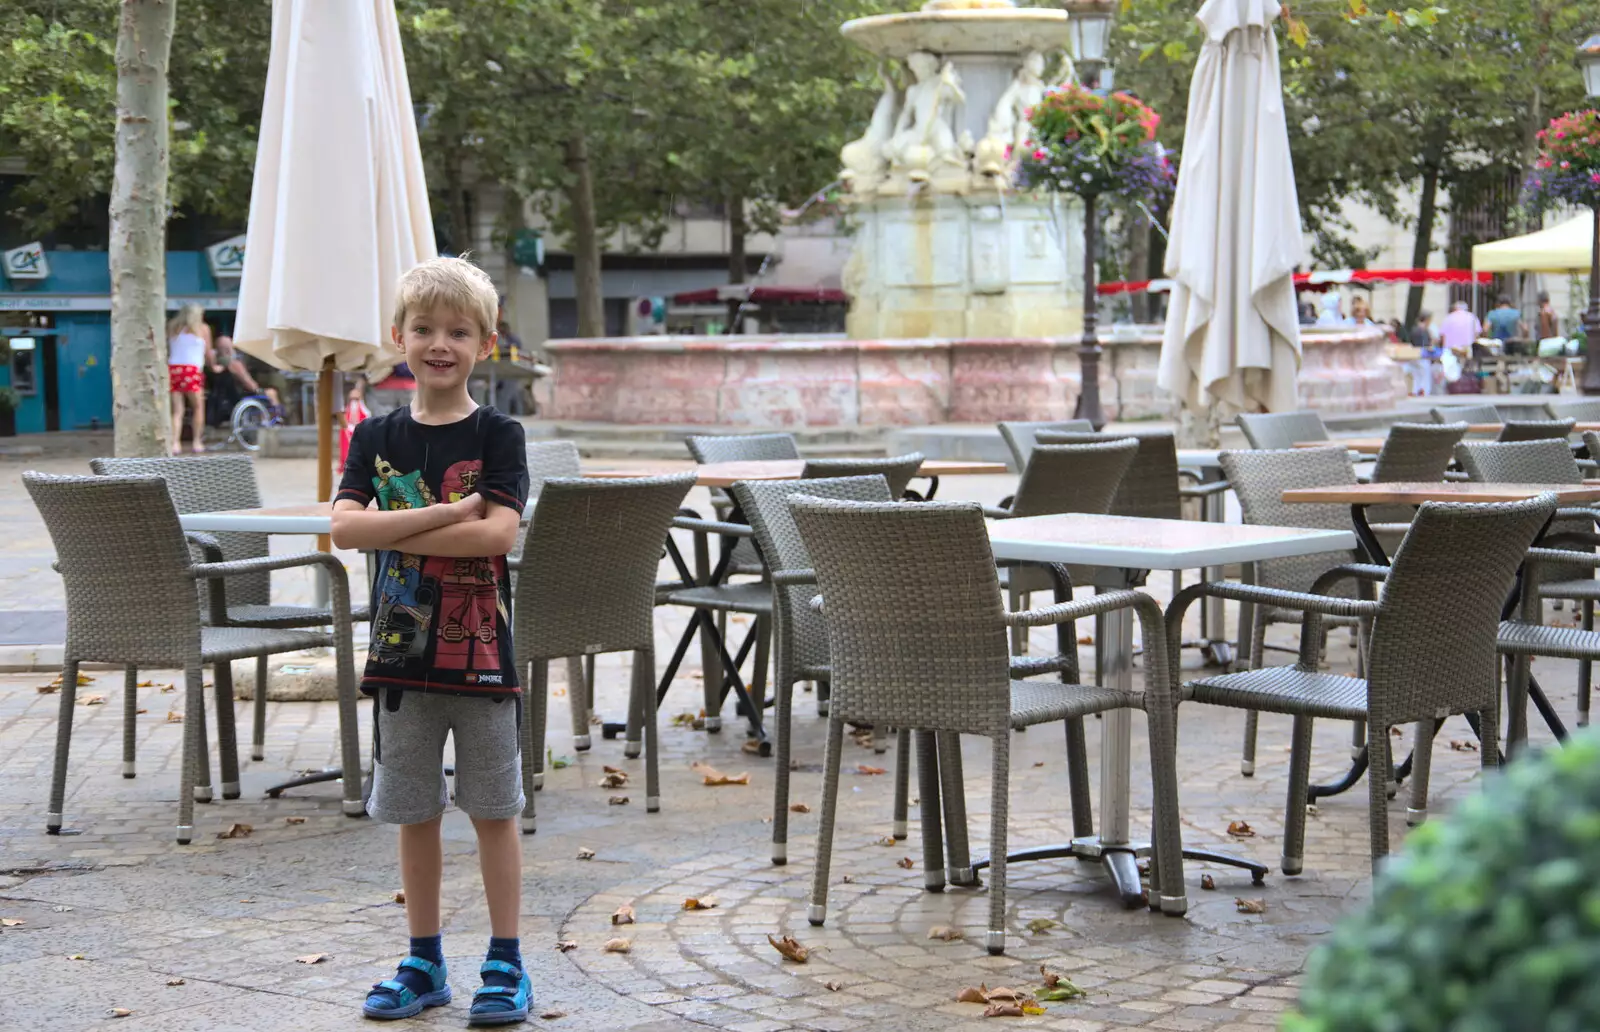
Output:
[1157, 0, 1304, 436]
[234, 0, 436, 515]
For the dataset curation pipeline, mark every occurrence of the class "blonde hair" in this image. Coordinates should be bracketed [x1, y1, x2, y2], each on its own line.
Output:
[392, 255, 498, 340]
[167, 302, 205, 340]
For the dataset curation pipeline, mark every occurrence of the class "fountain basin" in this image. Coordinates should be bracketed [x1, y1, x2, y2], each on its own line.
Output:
[540, 326, 1399, 428]
[842, 7, 1071, 58]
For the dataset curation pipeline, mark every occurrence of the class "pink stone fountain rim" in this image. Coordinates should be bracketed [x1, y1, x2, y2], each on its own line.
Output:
[840, 5, 1071, 58]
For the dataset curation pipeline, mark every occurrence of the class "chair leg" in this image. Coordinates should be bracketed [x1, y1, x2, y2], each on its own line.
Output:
[1241, 618, 1268, 776]
[521, 660, 547, 833]
[122, 667, 138, 779]
[1281, 715, 1315, 875]
[1367, 719, 1394, 872]
[566, 656, 590, 751]
[699, 608, 723, 733]
[750, 615, 771, 717]
[638, 648, 660, 813]
[807, 717, 847, 927]
[584, 653, 597, 726]
[914, 730, 945, 892]
[938, 732, 974, 884]
[47, 659, 80, 834]
[1146, 700, 1187, 916]
[771, 678, 796, 864]
[985, 732, 1011, 956]
[1008, 584, 1025, 655]
[1407, 718, 1437, 826]
[816, 677, 830, 717]
[1350, 720, 1367, 763]
[212, 660, 241, 799]
[1064, 718, 1094, 839]
[1505, 652, 1532, 756]
[891, 727, 912, 840]
[1480, 695, 1502, 776]
[177, 662, 206, 844]
[330, 618, 365, 817]
[251, 656, 268, 762]
[1582, 600, 1594, 728]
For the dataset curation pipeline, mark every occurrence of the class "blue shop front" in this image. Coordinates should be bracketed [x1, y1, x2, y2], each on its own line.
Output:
[0, 250, 238, 434]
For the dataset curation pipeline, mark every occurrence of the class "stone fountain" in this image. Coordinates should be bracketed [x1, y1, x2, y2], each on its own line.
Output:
[537, 0, 1401, 431]
[838, 0, 1083, 340]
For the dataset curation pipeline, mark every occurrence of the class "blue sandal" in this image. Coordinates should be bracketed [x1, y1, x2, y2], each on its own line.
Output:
[363, 956, 452, 1020]
[468, 959, 533, 1026]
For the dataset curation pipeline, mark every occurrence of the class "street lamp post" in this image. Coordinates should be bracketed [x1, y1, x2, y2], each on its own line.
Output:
[1579, 33, 1600, 394]
[1064, 0, 1115, 428]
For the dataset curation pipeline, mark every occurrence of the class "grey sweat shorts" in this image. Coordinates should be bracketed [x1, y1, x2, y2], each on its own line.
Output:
[368, 688, 525, 825]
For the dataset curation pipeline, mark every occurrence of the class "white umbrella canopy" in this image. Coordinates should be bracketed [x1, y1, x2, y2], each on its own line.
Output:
[234, 0, 436, 375]
[1157, 0, 1304, 427]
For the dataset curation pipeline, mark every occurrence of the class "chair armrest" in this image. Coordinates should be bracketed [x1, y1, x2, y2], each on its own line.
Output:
[982, 504, 1012, 519]
[1577, 459, 1599, 473]
[671, 516, 754, 538]
[191, 552, 354, 629]
[1526, 547, 1600, 571]
[773, 568, 816, 587]
[1554, 507, 1600, 523]
[1310, 564, 1390, 595]
[186, 532, 228, 624]
[1006, 588, 1148, 628]
[1179, 480, 1231, 499]
[1173, 580, 1378, 619]
[185, 531, 224, 561]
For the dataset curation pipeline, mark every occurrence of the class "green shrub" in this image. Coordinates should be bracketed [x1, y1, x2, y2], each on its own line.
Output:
[1284, 730, 1600, 1032]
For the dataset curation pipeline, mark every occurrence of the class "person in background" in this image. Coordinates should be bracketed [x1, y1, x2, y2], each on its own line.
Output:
[1485, 295, 1524, 349]
[339, 378, 370, 472]
[1438, 299, 1482, 356]
[1299, 300, 1318, 326]
[1349, 296, 1376, 326]
[167, 303, 211, 454]
[1408, 311, 1438, 396]
[1537, 291, 1561, 342]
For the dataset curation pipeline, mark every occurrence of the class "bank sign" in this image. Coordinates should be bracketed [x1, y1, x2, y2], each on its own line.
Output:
[3, 242, 49, 281]
[206, 235, 247, 278]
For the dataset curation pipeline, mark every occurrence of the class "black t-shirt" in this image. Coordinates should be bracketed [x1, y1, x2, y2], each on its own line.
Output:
[336, 405, 529, 698]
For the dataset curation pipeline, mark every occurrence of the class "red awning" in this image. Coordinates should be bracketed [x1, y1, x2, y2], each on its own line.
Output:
[1097, 268, 1494, 296]
[672, 285, 847, 305]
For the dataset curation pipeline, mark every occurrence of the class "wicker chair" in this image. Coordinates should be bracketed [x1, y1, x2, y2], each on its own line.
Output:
[1546, 398, 1600, 423]
[1498, 418, 1575, 443]
[511, 473, 695, 831]
[1219, 447, 1362, 775]
[791, 496, 1183, 953]
[996, 420, 1094, 473]
[25, 472, 363, 841]
[1429, 403, 1500, 425]
[800, 453, 924, 500]
[1167, 493, 1554, 873]
[1236, 411, 1329, 450]
[89, 454, 368, 766]
[1365, 422, 1468, 525]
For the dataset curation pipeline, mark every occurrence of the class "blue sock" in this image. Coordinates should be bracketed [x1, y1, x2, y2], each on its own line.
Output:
[484, 936, 522, 989]
[389, 934, 443, 998]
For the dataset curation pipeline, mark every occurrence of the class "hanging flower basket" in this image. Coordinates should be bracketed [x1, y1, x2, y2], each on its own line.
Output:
[1525, 109, 1600, 211]
[1016, 84, 1173, 203]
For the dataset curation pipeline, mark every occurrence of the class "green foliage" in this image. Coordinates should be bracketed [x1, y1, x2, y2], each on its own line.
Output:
[1284, 730, 1600, 1032]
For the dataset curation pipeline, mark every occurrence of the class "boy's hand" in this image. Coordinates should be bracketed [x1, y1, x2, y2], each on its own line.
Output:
[452, 493, 487, 522]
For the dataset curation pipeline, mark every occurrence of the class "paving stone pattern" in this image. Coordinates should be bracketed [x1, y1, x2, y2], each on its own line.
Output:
[0, 452, 1568, 1031]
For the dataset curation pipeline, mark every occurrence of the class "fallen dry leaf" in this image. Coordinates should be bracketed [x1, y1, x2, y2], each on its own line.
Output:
[108, 1008, 132, 1018]
[985, 987, 1023, 1002]
[79, 695, 106, 706]
[768, 934, 809, 963]
[239, 899, 256, 904]
[789, 803, 811, 814]
[1450, 739, 1479, 752]
[823, 981, 842, 992]
[608, 796, 630, 806]
[926, 926, 962, 941]
[67, 953, 87, 960]
[602, 764, 625, 774]
[284, 816, 306, 825]
[855, 764, 887, 776]
[0, 918, 22, 928]
[874, 836, 896, 847]
[1390, 726, 1405, 737]
[840, 875, 853, 884]
[576, 847, 596, 860]
[896, 857, 915, 870]
[1234, 897, 1267, 915]
[602, 938, 632, 954]
[35, 684, 59, 694]
[1024, 918, 1058, 935]
[159, 684, 177, 694]
[1032, 761, 1044, 768]
[217, 823, 253, 840]
[1076, 635, 1093, 645]
[1200, 874, 1216, 891]
[741, 739, 763, 755]
[136, 680, 159, 688]
[690, 761, 750, 786]
[599, 771, 628, 789]
[554, 941, 578, 953]
[392, 890, 406, 904]
[670, 712, 697, 728]
[682, 897, 719, 911]
[612, 905, 635, 926]
[540, 1010, 567, 1020]
[984, 1002, 1025, 1017]
[295, 953, 331, 965]
[957, 985, 990, 1004]
[135, 709, 147, 715]
[165, 978, 185, 987]
[165, 711, 184, 723]
[1226, 820, 1255, 838]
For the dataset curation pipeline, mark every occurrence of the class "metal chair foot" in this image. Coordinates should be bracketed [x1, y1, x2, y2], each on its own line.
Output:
[251, 748, 265, 762]
[771, 843, 787, 865]
[1241, 761, 1254, 777]
[624, 740, 642, 759]
[1159, 894, 1188, 916]
[122, 762, 136, 779]
[892, 820, 907, 840]
[533, 772, 544, 791]
[1281, 854, 1303, 876]
[704, 716, 722, 733]
[176, 824, 193, 845]
[573, 735, 591, 751]
[646, 796, 660, 813]
[521, 815, 537, 834]
[1406, 806, 1427, 826]
[46, 812, 62, 835]
[342, 799, 367, 817]
[193, 786, 213, 803]
[985, 930, 1006, 956]
[807, 904, 826, 926]
[221, 781, 240, 800]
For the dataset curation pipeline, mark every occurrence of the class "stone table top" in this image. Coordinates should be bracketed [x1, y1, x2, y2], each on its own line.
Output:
[1282, 482, 1600, 505]
[986, 513, 1355, 570]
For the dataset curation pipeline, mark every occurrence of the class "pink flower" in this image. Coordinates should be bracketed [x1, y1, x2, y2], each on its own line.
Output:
[1592, 172, 1600, 185]
[1033, 149, 1047, 161]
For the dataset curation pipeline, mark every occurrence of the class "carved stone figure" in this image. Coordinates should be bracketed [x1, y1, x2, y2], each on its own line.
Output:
[840, 64, 900, 194]
[886, 51, 967, 184]
[975, 50, 1047, 177]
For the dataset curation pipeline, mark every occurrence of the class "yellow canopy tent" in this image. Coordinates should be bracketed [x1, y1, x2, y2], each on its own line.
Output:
[1472, 212, 1593, 274]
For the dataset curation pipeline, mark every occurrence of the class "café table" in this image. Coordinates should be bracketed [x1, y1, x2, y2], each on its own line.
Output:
[1280, 481, 1600, 799]
[584, 457, 1009, 495]
[925, 513, 1357, 916]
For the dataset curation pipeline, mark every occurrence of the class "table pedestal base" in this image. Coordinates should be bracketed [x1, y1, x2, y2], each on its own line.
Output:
[968, 837, 1267, 914]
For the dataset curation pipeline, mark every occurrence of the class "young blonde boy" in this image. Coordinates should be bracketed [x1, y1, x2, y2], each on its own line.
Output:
[332, 256, 531, 1025]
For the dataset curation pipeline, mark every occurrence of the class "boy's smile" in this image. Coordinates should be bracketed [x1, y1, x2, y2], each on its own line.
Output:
[394, 307, 496, 394]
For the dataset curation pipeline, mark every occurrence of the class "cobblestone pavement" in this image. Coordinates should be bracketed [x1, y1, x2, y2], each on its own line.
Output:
[0, 451, 1570, 1031]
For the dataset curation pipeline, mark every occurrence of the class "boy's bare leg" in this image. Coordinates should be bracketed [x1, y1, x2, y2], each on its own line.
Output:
[400, 815, 444, 936]
[473, 816, 521, 937]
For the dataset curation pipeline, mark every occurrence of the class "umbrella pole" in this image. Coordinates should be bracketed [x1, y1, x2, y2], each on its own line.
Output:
[317, 357, 334, 552]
